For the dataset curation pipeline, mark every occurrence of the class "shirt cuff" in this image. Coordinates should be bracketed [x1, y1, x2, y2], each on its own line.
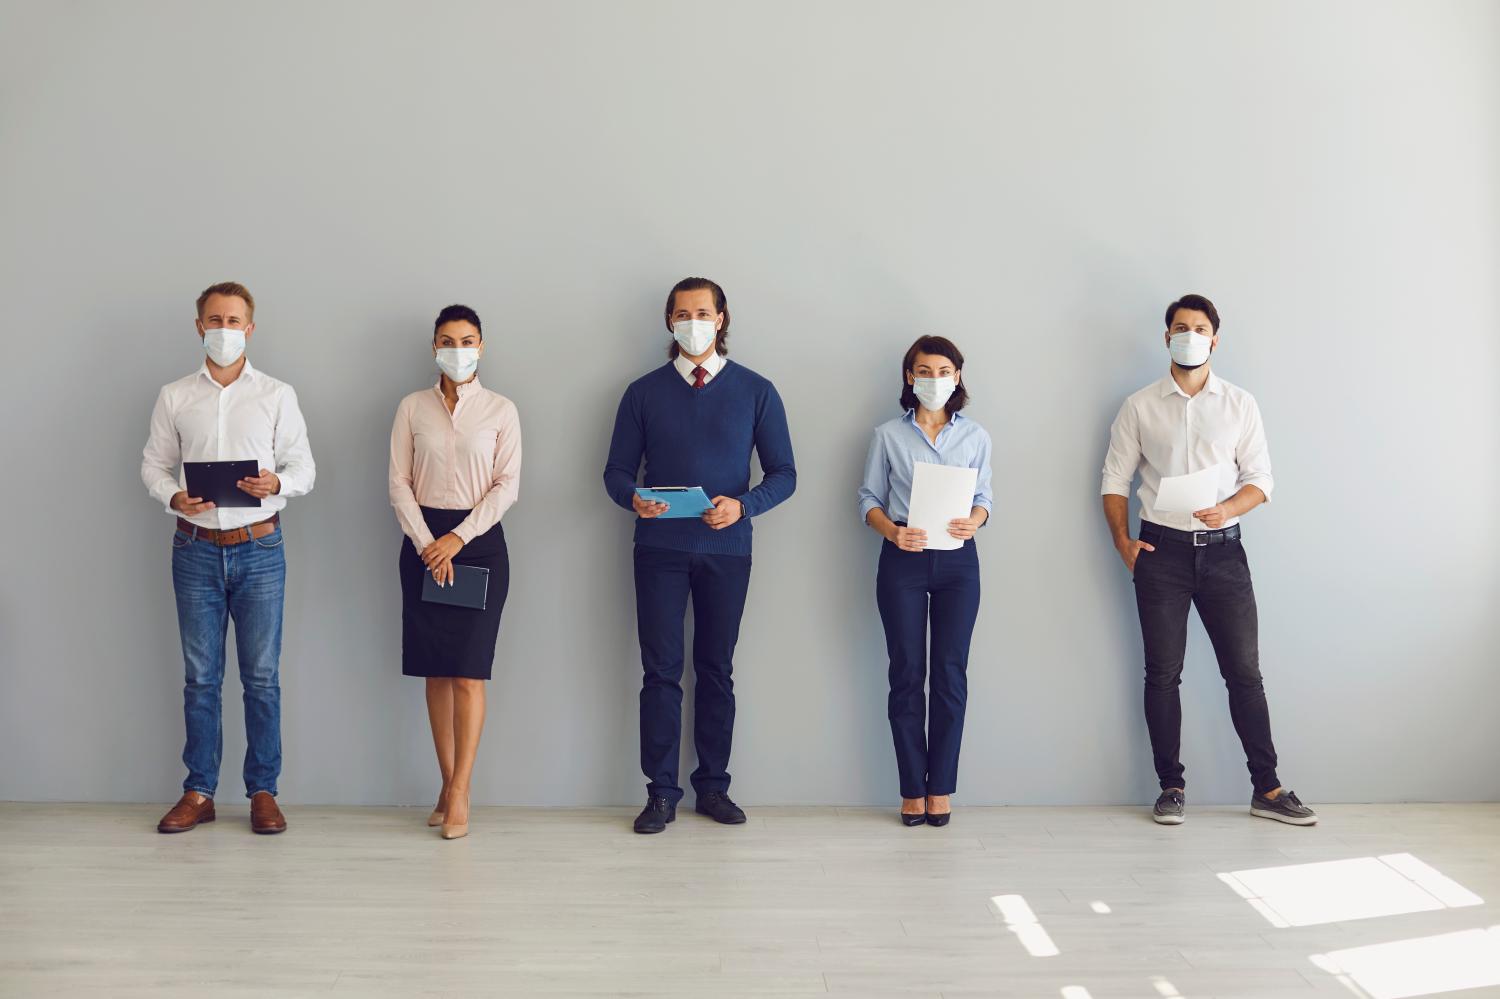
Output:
[858, 496, 883, 522]
[1100, 477, 1132, 497]
[450, 522, 476, 545]
[1239, 476, 1274, 502]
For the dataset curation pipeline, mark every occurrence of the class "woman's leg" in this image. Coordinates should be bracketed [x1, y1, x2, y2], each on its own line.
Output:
[926, 545, 981, 809]
[446, 678, 487, 827]
[425, 677, 456, 812]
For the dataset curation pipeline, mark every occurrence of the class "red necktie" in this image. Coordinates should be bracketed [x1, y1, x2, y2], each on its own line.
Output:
[692, 366, 707, 389]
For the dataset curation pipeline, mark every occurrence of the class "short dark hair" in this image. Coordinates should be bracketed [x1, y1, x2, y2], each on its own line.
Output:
[663, 277, 730, 358]
[899, 335, 969, 416]
[1164, 293, 1219, 333]
[434, 303, 481, 341]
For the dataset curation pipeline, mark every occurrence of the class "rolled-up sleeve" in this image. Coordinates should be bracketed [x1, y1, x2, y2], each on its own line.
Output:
[454, 400, 522, 544]
[141, 387, 182, 512]
[1100, 400, 1140, 498]
[970, 428, 993, 515]
[857, 431, 889, 522]
[272, 385, 316, 499]
[1235, 397, 1274, 501]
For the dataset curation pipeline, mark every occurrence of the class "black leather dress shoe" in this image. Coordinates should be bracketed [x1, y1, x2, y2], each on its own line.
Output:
[926, 811, 951, 827]
[695, 791, 747, 824]
[901, 811, 927, 827]
[633, 795, 676, 834]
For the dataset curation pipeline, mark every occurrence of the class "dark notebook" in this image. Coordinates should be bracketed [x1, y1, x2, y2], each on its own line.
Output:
[421, 564, 490, 610]
[183, 460, 262, 508]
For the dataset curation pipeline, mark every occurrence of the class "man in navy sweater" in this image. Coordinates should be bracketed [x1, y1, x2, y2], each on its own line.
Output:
[604, 276, 797, 834]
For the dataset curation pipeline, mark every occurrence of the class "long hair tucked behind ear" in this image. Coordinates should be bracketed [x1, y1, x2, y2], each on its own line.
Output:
[899, 335, 969, 416]
[664, 276, 730, 358]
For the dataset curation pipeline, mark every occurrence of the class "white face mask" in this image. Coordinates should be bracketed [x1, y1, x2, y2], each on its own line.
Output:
[202, 328, 246, 367]
[1168, 331, 1213, 368]
[672, 319, 718, 357]
[435, 347, 480, 383]
[912, 375, 957, 412]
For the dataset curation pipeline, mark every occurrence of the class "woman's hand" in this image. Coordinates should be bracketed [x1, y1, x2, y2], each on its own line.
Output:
[421, 533, 464, 587]
[947, 515, 982, 541]
[888, 525, 928, 552]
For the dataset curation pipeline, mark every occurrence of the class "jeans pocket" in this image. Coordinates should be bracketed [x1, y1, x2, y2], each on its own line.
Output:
[171, 530, 193, 550]
[252, 530, 285, 550]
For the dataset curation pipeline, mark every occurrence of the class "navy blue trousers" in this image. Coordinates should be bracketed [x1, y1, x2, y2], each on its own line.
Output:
[876, 538, 981, 799]
[634, 544, 752, 804]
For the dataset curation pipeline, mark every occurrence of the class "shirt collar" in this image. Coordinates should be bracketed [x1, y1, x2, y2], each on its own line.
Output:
[1159, 370, 1221, 398]
[434, 375, 484, 398]
[903, 408, 965, 425]
[674, 351, 725, 379]
[198, 357, 256, 385]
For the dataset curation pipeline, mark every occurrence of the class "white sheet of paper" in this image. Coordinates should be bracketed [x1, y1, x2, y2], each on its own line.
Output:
[1153, 464, 1224, 514]
[907, 462, 979, 551]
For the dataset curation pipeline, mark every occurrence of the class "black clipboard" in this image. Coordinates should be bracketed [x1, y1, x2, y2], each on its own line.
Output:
[422, 564, 490, 610]
[183, 460, 262, 508]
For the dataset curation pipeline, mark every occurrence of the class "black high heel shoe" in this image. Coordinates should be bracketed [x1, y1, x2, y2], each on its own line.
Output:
[926, 811, 951, 827]
[901, 811, 928, 827]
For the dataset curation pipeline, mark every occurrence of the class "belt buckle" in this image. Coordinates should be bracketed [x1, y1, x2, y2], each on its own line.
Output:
[1192, 531, 1209, 547]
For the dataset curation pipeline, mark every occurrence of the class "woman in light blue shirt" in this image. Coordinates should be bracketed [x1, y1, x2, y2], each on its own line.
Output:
[858, 336, 992, 827]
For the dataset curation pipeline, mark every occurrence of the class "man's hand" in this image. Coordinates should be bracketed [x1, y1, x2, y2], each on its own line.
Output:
[632, 493, 670, 519]
[703, 496, 744, 531]
[421, 533, 464, 587]
[1116, 536, 1155, 573]
[236, 468, 281, 499]
[170, 491, 216, 517]
[888, 525, 928, 552]
[1192, 503, 1229, 529]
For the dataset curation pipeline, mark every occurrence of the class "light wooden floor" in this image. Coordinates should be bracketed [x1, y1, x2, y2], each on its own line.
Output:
[2, 803, 1498, 998]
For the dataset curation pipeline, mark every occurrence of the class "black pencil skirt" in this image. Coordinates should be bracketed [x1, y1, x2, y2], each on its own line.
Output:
[399, 506, 509, 680]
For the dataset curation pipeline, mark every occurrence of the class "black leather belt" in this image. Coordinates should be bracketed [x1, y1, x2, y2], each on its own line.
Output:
[1141, 520, 1241, 547]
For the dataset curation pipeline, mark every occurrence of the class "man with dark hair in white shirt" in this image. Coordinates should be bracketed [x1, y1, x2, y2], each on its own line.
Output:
[141, 281, 315, 835]
[1101, 293, 1316, 827]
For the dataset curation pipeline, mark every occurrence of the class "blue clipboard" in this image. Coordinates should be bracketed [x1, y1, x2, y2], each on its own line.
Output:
[634, 486, 714, 519]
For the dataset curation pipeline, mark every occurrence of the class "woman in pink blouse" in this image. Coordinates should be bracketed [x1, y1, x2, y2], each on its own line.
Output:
[389, 304, 521, 840]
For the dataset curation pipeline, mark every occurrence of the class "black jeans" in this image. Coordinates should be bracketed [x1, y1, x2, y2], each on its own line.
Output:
[1132, 522, 1280, 796]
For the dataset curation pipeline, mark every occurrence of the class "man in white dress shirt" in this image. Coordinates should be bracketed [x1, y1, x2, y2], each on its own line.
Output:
[1101, 293, 1315, 827]
[141, 282, 315, 835]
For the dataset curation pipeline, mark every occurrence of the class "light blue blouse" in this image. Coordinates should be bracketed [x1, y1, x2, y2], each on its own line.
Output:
[858, 410, 994, 525]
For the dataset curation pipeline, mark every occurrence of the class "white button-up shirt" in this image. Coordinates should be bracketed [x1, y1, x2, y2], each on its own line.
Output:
[141, 360, 316, 529]
[673, 349, 725, 385]
[1100, 371, 1273, 531]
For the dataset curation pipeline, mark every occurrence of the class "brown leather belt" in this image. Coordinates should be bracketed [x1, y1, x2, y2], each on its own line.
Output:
[176, 514, 280, 547]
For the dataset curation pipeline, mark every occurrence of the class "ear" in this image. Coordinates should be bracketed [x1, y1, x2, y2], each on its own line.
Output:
[1210, 332, 1220, 350]
[953, 369, 961, 386]
[716, 313, 725, 331]
[196, 319, 206, 339]
[905, 370, 915, 386]
[243, 321, 254, 341]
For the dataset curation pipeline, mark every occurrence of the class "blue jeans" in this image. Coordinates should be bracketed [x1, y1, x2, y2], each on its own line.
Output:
[171, 524, 286, 799]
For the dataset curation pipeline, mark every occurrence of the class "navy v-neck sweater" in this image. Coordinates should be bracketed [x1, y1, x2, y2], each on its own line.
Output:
[603, 360, 797, 556]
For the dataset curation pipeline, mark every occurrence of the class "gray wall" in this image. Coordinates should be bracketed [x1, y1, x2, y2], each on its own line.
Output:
[2, 1, 1497, 807]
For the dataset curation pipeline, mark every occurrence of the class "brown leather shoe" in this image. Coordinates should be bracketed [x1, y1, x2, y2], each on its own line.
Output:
[157, 792, 215, 833]
[250, 791, 286, 834]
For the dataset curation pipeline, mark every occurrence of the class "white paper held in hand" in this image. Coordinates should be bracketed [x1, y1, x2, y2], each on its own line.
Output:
[1153, 464, 1224, 514]
[907, 462, 979, 551]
